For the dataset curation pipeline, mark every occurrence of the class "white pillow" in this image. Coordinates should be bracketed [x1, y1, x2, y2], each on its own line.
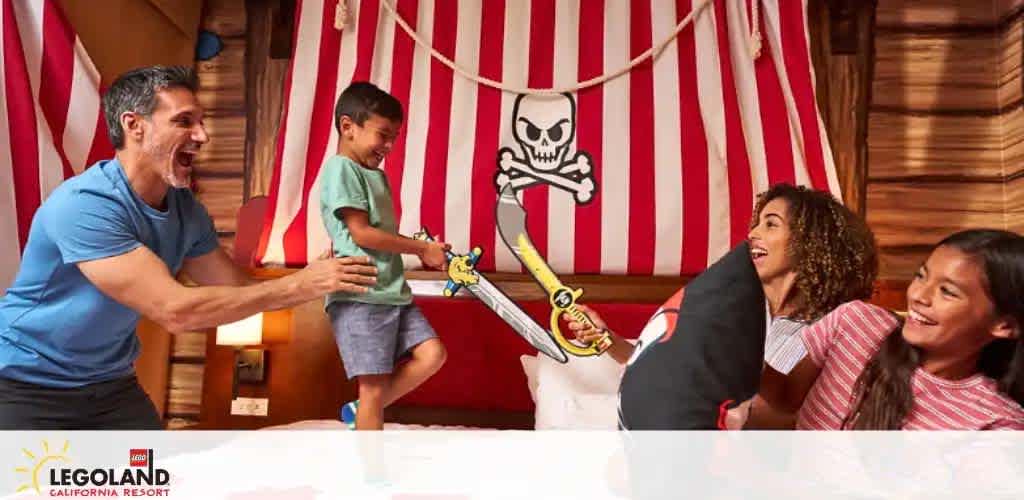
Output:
[526, 349, 629, 430]
[561, 393, 620, 430]
[537, 348, 625, 395]
[520, 354, 540, 403]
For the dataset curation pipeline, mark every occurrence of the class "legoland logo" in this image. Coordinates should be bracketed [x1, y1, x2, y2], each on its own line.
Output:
[12, 441, 171, 497]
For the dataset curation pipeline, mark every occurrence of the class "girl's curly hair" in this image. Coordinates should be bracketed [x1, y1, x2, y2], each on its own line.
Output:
[750, 183, 878, 322]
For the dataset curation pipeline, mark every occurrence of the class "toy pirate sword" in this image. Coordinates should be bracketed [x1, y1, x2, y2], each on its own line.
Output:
[495, 185, 612, 357]
[412, 229, 569, 363]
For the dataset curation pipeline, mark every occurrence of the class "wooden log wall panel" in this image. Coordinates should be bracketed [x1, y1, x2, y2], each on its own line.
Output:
[167, 363, 206, 416]
[195, 177, 245, 234]
[171, 332, 209, 359]
[999, 16, 1022, 109]
[195, 115, 247, 176]
[247, 59, 288, 198]
[866, 3, 1024, 281]
[879, 248, 931, 282]
[194, 0, 247, 240]
[165, 417, 199, 430]
[868, 112, 1006, 180]
[868, 181, 1008, 246]
[1003, 105, 1024, 176]
[192, 114, 243, 176]
[245, 0, 290, 199]
[808, 0, 876, 215]
[872, 32, 1000, 111]
[1010, 177, 1024, 234]
[877, 1, 1001, 27]
[171, 0, 247, 430]
[58, 0, 203, 83]
[202, 0, 247, 37]
[196, 39, 247, 112]
[1002, 10, 1024, 237]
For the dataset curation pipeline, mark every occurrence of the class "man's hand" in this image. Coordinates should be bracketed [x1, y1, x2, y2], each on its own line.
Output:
[293, 255, 378, 296]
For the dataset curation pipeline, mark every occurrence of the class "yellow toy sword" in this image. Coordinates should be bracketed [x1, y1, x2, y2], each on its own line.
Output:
[495, 185, 612, 357]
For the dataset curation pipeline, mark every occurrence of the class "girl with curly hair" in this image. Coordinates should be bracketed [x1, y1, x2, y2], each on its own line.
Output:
[570, 183, 878, 377]
[762, 229, 1024, 429]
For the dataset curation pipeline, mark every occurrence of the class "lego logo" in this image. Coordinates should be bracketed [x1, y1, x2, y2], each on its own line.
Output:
[129, 449, 148, 467]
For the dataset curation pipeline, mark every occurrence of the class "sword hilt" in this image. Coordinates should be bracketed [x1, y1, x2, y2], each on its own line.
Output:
[411, 227, 457, 260]
[548, 287, 612, 356]
[413, 227, 480, 297]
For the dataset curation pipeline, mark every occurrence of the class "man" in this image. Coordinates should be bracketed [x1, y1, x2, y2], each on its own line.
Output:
[0, 66, 377, 429]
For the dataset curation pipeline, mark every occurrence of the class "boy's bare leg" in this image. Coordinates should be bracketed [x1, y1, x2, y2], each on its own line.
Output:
[382, 338, 446, 407]
[356, 374, 389, 430]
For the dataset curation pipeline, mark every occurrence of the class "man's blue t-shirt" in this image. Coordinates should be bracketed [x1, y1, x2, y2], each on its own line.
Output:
[0, 159, 219, 387]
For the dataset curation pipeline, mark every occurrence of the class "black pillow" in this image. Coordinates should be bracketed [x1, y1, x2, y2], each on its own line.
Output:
[618, 241, 766, 429]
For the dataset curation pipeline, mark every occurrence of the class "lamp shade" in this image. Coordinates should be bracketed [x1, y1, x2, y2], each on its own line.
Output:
[216, 312, 264, 346]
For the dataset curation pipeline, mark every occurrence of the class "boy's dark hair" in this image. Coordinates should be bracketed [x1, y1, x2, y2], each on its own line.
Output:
[334, 82, 403, 133]
[102, 66, 199, 150]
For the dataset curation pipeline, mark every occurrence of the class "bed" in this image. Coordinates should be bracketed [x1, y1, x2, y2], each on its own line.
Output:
[263, 296, 657, 431]
[192, 197, 909, 431]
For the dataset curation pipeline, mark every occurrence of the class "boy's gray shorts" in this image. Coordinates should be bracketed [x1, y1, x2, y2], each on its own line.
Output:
[327, 301, 438, 379]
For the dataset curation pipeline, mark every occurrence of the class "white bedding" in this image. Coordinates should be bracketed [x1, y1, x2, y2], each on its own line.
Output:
[264, 419, 492, 430]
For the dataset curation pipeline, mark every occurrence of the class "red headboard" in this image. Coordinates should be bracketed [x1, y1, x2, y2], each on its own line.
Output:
[232, 195, 268, 268]
[402, 298, 658, 413]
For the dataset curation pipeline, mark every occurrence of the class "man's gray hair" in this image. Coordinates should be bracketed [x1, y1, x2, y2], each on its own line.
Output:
[102, 66, 199, 150]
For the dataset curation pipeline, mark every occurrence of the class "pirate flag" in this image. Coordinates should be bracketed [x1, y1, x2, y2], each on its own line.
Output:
[618, 241, 766, 430]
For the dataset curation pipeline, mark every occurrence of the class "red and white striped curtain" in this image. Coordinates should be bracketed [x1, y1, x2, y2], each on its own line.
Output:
[0, 0, 110, 290]
[256, 0, 839, 276]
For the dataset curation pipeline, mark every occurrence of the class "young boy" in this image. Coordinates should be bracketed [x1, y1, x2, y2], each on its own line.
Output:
[320, 82, 449, 430]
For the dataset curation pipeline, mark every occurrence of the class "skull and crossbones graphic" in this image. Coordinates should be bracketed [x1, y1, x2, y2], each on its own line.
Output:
[494, 93, 597, 204]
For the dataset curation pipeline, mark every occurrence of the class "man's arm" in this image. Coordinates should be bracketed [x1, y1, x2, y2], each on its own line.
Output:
[180, 247, 253, 286]
[77, 245, 376, 333]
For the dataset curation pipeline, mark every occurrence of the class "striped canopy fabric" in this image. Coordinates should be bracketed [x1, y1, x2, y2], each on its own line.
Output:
[256, 0, 839, 276]
[0, 0, 111, 291]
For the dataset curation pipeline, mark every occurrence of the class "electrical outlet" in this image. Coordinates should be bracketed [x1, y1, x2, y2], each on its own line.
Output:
[231, 397, 269, 416]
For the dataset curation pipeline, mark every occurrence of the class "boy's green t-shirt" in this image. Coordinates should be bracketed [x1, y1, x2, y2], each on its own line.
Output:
[319, 155, 411, 306]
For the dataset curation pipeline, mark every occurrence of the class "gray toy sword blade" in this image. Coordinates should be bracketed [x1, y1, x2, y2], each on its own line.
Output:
[412, 229, 568, 363]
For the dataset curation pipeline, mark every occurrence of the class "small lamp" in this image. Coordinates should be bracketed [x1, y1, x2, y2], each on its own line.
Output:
[216, 313, 267, 399]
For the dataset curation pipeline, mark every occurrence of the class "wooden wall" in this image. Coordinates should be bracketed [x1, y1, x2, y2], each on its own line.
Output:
[808, 0, 877, 215]
[165, 0, 291, 430]
[868, 0, 1023, 280]
[58, 0, 202, 83]
[195, 0, 248, 255]
[166, 0, 249, 429]
[1003, 3, 1024, 235]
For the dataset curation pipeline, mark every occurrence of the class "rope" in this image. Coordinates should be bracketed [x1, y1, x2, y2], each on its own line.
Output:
[335, 0, 351, 30]
[749, 0, 762, 59]
[376, 0, 715, 95]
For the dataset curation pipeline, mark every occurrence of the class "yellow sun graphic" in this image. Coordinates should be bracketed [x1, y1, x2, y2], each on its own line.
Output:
[13, 440, 70, 494]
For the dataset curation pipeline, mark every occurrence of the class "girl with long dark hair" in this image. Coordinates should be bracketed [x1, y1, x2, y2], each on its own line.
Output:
[771, 229, 1024, 429]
